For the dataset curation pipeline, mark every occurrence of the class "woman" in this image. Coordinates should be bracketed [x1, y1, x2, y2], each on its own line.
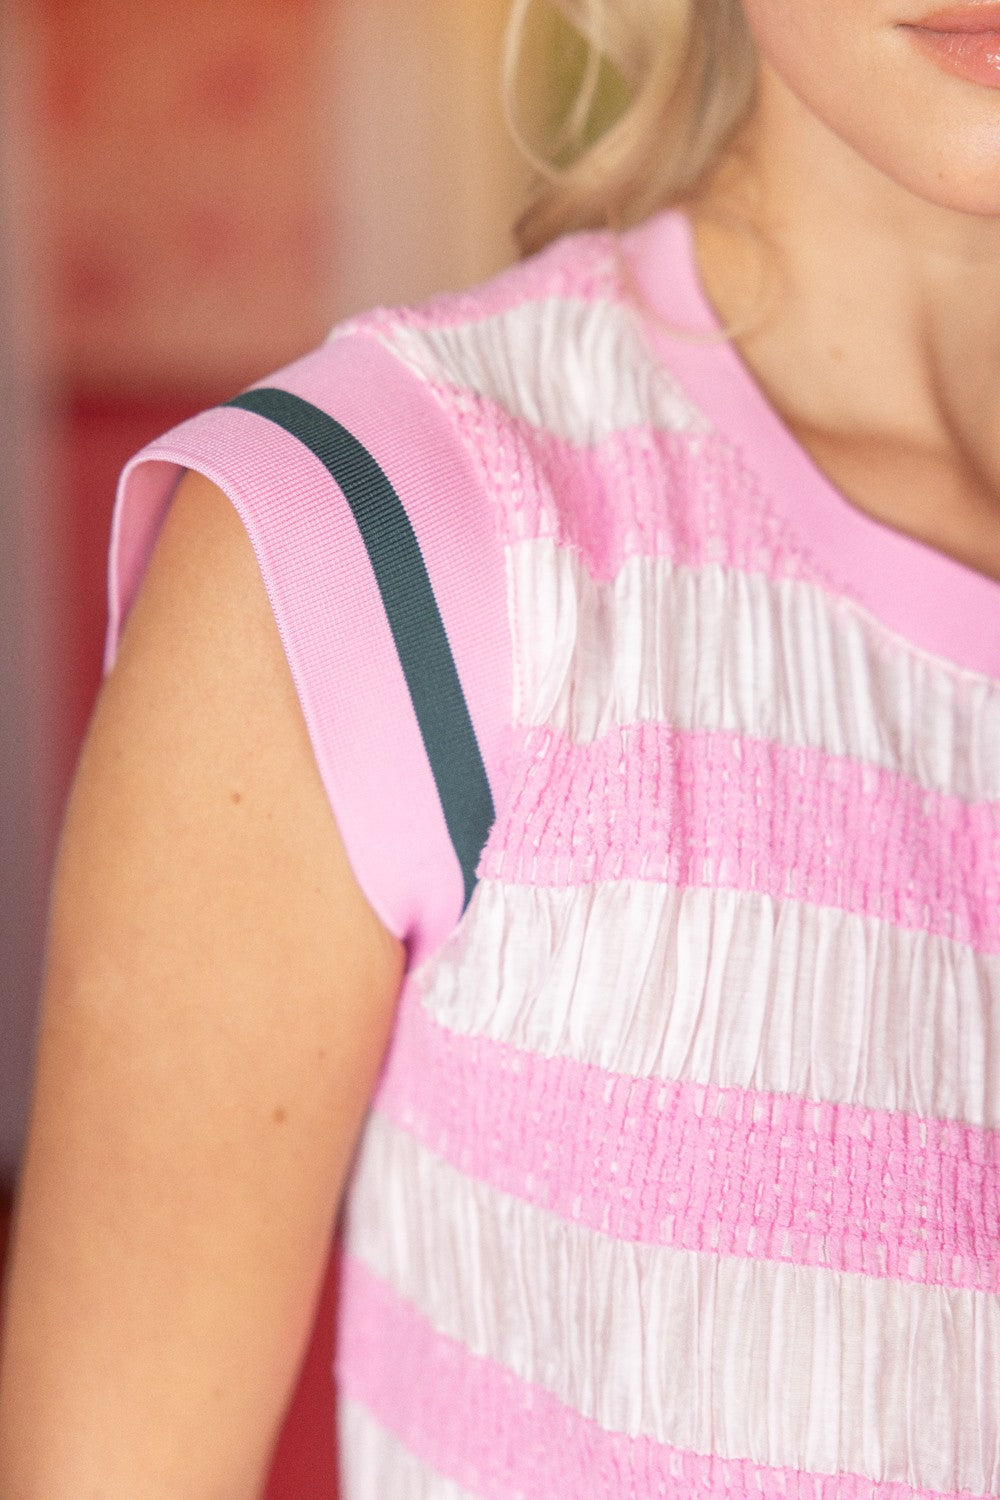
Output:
[2, 1, 998, 1494]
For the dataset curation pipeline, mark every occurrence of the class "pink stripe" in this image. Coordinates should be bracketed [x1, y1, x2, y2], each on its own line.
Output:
[480, 724, 1000, 953]
[375, 999, 1000, 1293]
[336, 1255, 987, 1500]
[433, 393, 816, 586]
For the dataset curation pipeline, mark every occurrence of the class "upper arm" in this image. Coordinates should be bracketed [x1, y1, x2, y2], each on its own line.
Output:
[0, 470, 405, 1499]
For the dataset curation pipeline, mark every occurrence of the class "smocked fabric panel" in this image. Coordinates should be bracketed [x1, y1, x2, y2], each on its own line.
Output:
[337, 223, 1000, 1497]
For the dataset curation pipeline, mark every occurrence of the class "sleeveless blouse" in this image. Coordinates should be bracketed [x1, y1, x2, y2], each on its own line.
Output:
[110, 211, 1000, 1499]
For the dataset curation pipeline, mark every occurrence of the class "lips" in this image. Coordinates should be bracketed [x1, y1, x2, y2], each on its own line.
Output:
[902, 4, 1000, 84]
[910, 3, 1000, 28]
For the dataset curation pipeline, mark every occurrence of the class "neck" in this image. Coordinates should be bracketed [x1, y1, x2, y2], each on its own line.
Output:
[684, 61, 1000, 579]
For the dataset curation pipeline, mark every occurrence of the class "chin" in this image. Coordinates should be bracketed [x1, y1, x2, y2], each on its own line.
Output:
[811, 95, 1000, 225]
[877, 135, 1000, 220]
[744, 20, 1000, 228]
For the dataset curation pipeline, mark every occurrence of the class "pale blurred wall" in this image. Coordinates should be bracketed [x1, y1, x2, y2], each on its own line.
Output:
[2, 0, 531, 1178]
[330, 0, 528, 317]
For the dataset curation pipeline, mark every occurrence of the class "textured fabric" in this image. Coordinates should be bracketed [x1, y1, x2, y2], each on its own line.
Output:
[108, 210, 1000, 1498]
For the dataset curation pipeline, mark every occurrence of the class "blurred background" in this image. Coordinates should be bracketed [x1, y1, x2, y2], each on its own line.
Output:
[0, 0, 556, 1491]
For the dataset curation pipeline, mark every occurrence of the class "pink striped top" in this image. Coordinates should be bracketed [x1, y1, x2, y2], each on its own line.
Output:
[109, 211, 1000, 1499]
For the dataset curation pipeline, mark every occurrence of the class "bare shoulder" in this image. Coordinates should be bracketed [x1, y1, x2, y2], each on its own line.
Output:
[0, 470, 404, 1498]
[54, 465, 404, 1081]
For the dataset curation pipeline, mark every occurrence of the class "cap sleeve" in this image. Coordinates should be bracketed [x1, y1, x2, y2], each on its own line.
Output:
[107, 331, 511, 967]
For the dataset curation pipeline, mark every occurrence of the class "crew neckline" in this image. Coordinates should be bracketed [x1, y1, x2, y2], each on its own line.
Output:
[622, 209, 1000, 681]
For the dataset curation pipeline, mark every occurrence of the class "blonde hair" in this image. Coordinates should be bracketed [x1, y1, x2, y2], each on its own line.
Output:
[505, 0, 757, 255]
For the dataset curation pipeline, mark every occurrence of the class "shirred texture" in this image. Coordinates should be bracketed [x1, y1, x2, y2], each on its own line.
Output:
[337, 216, 1000, 1497]
[111, 212, 1000, 1498]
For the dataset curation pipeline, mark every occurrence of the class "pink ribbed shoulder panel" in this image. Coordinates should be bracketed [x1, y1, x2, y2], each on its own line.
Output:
[108, 332, 511, 964]
[333, 219, 1000, 1498]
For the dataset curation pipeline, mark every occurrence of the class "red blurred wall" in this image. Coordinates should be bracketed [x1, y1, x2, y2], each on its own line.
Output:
[34, 5, 341, 1491]
[13, 2, 527, 1491]
[40, 0, 338, 748]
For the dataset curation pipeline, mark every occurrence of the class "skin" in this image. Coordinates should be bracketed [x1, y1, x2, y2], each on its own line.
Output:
[689, 0, 1000, 580]
[0, 473, 404, 1497]
[3, 5, 1000, 1497]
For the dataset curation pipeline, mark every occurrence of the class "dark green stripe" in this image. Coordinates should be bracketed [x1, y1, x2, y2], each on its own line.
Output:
[227, 386, 493, 912]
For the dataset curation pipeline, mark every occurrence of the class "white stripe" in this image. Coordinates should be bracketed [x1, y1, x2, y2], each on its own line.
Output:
[381, 297, 706, 445]
[509, 539, 1000, 801]
[338, 1395, 475, 1500]
[345, 1114, 1000, 1497]
[423, 881, 1000, 1129]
